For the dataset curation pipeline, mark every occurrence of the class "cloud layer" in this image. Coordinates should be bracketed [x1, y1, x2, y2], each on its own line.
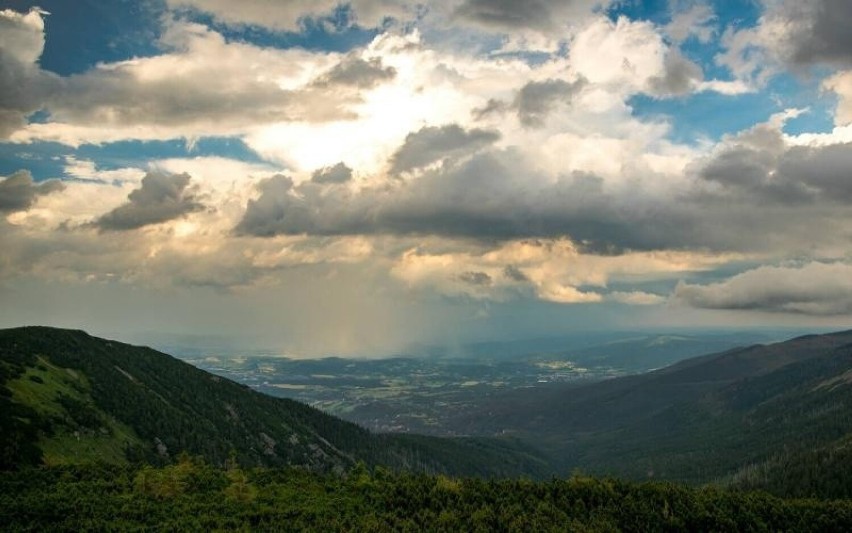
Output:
[3, 1, 852, 353]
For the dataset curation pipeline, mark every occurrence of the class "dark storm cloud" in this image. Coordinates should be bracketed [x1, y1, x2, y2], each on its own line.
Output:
[778, 143, 852, 200]
[235, 149, 696, 251]
[311, 56, 396, 89]
[785, 0, 852, 67]
[389, 124, 501, 174]
[96, 171, 204, 231]
[312, 162, 353, 184]
[514, 78, 585, 127]
[0, 170, 64, 212]
[694, 123, 852, 203]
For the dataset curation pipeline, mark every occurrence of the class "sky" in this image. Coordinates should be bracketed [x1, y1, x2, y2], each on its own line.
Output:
[1, 0, 852, 356]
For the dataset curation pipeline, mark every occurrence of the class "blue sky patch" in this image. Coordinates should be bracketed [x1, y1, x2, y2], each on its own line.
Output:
[5, 0, 165, 75]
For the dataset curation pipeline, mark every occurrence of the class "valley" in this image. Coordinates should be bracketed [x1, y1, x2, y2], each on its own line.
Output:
[179, 331, 785, 435]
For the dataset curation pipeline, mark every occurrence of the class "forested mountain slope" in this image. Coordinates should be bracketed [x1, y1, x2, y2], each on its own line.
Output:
[0, 326, 548, 477]
[451, 330, 852, 491]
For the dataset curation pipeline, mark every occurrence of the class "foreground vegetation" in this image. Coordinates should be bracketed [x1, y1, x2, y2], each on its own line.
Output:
[2, 460, 851, 532]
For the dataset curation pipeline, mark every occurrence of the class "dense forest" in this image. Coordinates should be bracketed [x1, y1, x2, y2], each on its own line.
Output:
[3, 460, 852, 531]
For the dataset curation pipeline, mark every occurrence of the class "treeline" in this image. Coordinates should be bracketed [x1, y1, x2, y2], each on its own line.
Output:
[2, 460, 851, 531]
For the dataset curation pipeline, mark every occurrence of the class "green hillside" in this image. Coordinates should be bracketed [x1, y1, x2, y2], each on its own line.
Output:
[0, 326, 548, 477]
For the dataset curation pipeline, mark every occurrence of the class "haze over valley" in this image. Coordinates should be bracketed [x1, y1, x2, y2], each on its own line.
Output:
[179, 329, 791, 435]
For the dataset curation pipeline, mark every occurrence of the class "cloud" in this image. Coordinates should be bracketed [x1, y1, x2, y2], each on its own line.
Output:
[674, 262, 852, 315]
[824, 70, 852, 126]
[471, 98, 509, 120]
[453, 0, 556, 33]
[311, 55, 396, 89]
[452, 0, 607, 34]
[50, 23, 348, 127]
[95, 171, 204, 231]
[718, 0, 852, 84]
[167, 0, 339, 31]
[503, 264, 527, 282]
[0, 7, 46, 64]
[8, 20, 384, 145]
[536, 283, 602, 304]
[694, 121, 806, 202]
[312, 163, 354, 184]
[694, 117, 852, 203]
[514, 78, 586, 127]
[233, 174, 305, 237]
[459, 270, 492, 286]
[665, 3, 715, 44]
[165, 0, 413, 32]
[647, 49, 703, 96]
[230, 116, 852, 261]
[0, 170, 64, 212]
[568, 16, 668, 91]
[168, 0, 608, 38]
[472, 77, 587, 126]
[389, 124, 500, 173]
[388, 237, 729, 304]
[233, 148, 684, 249]
[7, 2, 852, 350]
[607, 291, 665, 305]
[0, 8, 59, 137]
[783, 0, 852, 67]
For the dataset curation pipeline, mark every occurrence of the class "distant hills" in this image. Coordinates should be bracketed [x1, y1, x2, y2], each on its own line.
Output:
[0, 327, 548, 477]
[411, 330, 782, 371]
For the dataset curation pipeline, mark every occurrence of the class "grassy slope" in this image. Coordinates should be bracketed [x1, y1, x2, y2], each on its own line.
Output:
[6, 356, 143, 465]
